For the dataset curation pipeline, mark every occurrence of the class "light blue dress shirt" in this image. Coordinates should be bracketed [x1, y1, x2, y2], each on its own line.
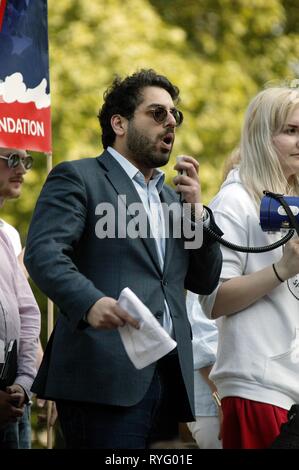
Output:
[107, 147, 174, 336]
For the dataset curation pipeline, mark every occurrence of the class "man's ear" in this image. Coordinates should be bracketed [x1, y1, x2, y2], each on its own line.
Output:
[110, 114, 128, 137]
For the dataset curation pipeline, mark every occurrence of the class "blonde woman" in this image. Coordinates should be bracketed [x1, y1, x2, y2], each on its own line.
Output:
[200, 85, 299, 449]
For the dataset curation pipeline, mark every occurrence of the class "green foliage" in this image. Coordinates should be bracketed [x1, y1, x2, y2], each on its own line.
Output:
[45, 0, 299, 199]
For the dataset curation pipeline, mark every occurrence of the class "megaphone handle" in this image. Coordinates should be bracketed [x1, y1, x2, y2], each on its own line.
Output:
[176, 156, 187, 203]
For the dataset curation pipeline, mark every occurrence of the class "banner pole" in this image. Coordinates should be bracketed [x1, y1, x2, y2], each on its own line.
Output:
[45, 151, 54, 449]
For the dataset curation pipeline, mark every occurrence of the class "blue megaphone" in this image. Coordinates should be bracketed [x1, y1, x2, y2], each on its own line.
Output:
[260, 194, 299, 232]
[203, 191, 296, 253]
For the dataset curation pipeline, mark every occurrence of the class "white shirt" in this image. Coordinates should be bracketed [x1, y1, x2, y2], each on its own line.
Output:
[0, 219, 22, 256]
[0, 230, 40, 396]
[107, 146, 173, 336]
[200, 168, 299, 410]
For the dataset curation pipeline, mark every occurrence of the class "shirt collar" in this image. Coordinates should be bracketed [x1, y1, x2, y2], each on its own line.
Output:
[107, 146, 165, 193]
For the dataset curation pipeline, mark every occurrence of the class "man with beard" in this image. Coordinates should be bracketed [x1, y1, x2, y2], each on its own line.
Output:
[24, 69, 222, 449]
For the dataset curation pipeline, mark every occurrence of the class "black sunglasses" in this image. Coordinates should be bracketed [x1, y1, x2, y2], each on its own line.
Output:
[0, 153, 33, 170]
[148, 106, 184, 127]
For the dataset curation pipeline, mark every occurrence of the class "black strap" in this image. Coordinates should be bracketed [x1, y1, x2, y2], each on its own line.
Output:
[263, 191, 299, 236]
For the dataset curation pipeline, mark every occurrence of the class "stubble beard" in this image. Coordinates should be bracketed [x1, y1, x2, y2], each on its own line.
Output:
[126, 123, 172, 169]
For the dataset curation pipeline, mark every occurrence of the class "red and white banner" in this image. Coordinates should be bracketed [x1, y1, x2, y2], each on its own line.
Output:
[0, 0, 51, 152]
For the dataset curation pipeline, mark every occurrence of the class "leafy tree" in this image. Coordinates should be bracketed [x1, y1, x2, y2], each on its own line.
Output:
[149, 0, 299, 190]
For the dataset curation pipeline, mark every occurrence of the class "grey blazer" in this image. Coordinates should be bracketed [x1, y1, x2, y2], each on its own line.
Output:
[25, 151, 222, 420]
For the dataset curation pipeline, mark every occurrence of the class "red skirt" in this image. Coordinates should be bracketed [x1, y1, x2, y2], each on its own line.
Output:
[222, 396, 288, 449]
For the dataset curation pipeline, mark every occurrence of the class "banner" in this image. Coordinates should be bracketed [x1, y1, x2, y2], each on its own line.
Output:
[0, 0, 51, 152]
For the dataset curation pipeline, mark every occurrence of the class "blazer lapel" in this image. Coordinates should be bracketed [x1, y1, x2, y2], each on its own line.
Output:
[160, 187, 182, 275]
[97, 152, 162, 275]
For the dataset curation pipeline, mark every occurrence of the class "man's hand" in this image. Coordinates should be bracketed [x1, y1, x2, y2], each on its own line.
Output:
[36, 399, 58, 427]
[6, 384, 26, 407]
[173, 155, 202, 203]
[85, 297, 140, 330]
[0, 389, 24, 428]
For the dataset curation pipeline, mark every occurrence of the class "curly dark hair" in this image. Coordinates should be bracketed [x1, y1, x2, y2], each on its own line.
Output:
[98, 69, 180, 149]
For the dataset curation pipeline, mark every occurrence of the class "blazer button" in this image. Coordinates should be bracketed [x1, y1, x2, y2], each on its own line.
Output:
[156, 311, 163, 319]
[161, 279, 168, 286]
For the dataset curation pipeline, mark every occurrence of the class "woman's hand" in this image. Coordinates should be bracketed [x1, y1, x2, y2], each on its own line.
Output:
[276, 238, 299, 281]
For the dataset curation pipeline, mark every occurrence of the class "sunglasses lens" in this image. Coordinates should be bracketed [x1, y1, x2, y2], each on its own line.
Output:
[9, 154, 20, 168]
[24, 156, 33, 170]
[172, 110, 183, 126]
[153, 107, 168, 123]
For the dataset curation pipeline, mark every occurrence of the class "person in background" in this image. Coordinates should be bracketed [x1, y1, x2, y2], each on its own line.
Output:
[0, 219, 58, 446]
[0, 218, 32, 448]
[24, 69, 222, 449]
[199, 84, 299, 449]
[0, 147, 40, 448]
[186, 291, 222, 449]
